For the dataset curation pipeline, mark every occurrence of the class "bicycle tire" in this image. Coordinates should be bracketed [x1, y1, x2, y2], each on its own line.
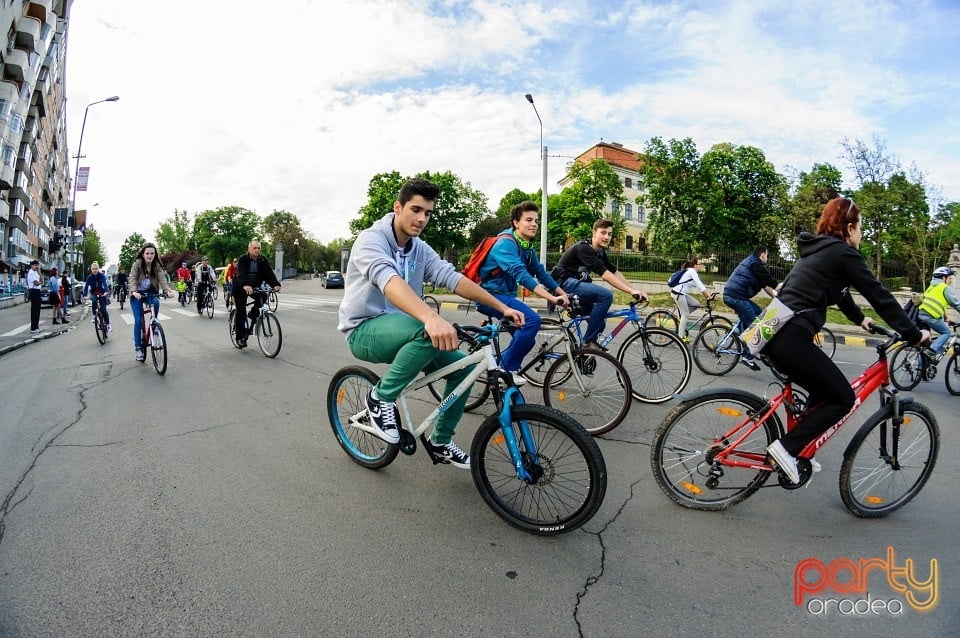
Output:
[518, 318, 569, 387]
[327, 366, 399, 469]
[257, 313, 282, 358]
[617, 328, 692, 403]
[423, 295, 441, 314]
[839, 402, 939, 518]
[268, 290, 279, 312]
[813, 327, 837, 358]
[644, 309, 678, 333]
[692, 325, 742, 376]
[94, 312, 106, 345]
[470, 404, 606, 535]
[212, 286, 219, 300]
[228, 308, 239, 347]
[945, 351, 960, 396]
[541, 348, 633, 435]
[888, 344, 924, 391]
[119, 293, 125, 310]
[205, 294, 215, 319]
[651, 390, 780, 510]
[151, 322, 167, 375]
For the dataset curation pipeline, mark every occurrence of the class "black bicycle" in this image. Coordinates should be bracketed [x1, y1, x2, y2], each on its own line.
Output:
[228, 287, 282, 357]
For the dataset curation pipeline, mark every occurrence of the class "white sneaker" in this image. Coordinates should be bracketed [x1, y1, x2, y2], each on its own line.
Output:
[809, 457, 822, 473]
[510, 371, 527, 386]
[767, 440, 800, 484]
[107, 324, 112, 333]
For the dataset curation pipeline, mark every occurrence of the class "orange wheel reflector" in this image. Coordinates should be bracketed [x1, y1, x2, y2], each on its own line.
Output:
[558, 391, 566, 401]
[716, 407, 744, 417]
[681, 481, 703, 495]
[865, 496, 885, 505]
[902, 417, 911, 425]
[492, 434, 505, 446]
[337, 387, 345, 405]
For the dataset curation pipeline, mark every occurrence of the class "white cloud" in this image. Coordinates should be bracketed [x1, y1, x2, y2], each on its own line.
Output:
[64, 0, 960, 265]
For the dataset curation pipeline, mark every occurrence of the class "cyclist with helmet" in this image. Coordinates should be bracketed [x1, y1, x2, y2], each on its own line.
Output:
[176, 261, 192, 304]
[918, 266, 960, 361]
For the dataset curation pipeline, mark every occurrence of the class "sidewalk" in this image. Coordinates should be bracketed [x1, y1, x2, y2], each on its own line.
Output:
[0, 294, 89, 356]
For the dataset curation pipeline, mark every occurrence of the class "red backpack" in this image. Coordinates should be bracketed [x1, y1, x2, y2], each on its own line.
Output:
[461, 235, 518, 283]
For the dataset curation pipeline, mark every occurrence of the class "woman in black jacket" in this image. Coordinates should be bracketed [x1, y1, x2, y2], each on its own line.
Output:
[764, 197, 929, 484]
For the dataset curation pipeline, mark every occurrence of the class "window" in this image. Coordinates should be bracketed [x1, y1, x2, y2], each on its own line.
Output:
[637, 206, 646, 224]
[611, 201, 620, 214]
[624, 177, 632, 188]
[624, 203, 633, 220]
[626, 235, 634, 250]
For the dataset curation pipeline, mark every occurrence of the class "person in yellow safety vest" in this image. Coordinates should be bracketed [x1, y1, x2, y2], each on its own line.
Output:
[918, 266, 960, 360]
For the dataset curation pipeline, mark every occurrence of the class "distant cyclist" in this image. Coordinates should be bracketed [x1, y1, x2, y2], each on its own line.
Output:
[176, 261, 192, 303]
[669, 258, 711, 342]
[82, 261, 112, 334]
[233, 241, 281, 349]
[474, 201, 569, 385]
[194, 256, 217, 314]
[114, 268, 128, 302]
[917, 266, 960, 361]
[128, 243, 177, 362]
[224, 258, 238, 304]
[722, 245, 779, 371]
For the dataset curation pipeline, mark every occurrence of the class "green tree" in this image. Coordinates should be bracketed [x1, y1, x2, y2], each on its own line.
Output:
[118, 233, 147, 271]
[469, 188, 534, 246]
[80, 226, 107, 273]
[700, 143, 787, 253]
[155, 209, 194, 255]
[786, 163, 843, 239]
[192, 206, 262, 266]
[262, 210, 305, 271]
[349, 170, 489, 257]
[553, 159, 626, 243]
[639, 137, 711, 255]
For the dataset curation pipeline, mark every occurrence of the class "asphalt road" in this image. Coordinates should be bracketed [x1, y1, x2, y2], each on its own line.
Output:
[0, 279, 956, 637]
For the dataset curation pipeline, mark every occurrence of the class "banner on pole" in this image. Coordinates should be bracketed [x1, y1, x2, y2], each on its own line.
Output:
[76, 167, 90, 192]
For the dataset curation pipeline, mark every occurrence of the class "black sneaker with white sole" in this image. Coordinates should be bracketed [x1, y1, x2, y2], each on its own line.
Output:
[365, 390, 400, 444]
[424, 438, 471, 469]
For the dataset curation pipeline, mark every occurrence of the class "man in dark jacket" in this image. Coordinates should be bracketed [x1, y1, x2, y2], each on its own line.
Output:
[722, 245, 778, 370]
[232, 240, 281, 348]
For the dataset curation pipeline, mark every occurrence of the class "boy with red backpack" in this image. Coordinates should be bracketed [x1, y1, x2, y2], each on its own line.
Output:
[471, 201, 569, 385]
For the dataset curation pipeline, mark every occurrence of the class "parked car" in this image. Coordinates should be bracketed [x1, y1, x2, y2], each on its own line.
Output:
[322, 271, 344, 289]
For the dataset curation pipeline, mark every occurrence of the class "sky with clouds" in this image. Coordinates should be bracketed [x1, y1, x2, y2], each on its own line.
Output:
[64, 0, 960, 265]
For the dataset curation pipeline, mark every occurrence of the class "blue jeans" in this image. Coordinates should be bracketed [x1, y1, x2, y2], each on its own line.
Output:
[475, 294, 542, 372]
[561, 278, 612, 343]
[918, 311, 950, 353]
[131, 295, 159, 349]
[723, 296, 761, 333]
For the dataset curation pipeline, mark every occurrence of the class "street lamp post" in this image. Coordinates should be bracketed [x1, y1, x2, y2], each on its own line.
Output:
[524, 93, 548, 265]
[69, 95, 119, 275]
[293, 238, 300, 278]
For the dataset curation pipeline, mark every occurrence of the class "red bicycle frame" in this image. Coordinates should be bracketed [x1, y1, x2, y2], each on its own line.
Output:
[712, 353, 892, 472]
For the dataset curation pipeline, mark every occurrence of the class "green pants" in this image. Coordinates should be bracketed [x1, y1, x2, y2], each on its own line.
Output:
[347, 313, 471, 444]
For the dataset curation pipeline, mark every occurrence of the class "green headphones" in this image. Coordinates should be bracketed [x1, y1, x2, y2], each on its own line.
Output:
[513, 231, 533, 250]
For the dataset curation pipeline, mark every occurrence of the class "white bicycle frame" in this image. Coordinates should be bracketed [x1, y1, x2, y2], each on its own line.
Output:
[348, 339, 499, 440]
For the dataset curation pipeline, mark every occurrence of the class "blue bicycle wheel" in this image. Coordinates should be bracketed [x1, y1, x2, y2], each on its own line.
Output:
[327, 366, 399, 469]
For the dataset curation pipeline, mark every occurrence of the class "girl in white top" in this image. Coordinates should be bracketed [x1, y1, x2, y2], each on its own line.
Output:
[670, 258, 709, 339]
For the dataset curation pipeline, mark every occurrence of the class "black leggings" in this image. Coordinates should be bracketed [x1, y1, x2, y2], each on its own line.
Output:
[765, 322, 855, 456]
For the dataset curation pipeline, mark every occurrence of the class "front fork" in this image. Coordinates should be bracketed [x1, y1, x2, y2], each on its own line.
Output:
[496, 386, 539, 483]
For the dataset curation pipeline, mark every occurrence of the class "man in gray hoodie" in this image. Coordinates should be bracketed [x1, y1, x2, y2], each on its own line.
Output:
[338, 178, 524, 469]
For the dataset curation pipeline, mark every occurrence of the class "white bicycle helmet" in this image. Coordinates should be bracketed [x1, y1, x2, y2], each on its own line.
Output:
[933, 266, 955, 278]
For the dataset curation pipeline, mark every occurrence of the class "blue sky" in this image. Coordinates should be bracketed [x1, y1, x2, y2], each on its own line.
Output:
[65, 0, 960, 264]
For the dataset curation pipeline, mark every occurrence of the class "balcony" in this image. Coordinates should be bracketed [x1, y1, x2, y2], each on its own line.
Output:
[3, 48, 28, 81]
[15, 16, 43, 53]
[26, 0, 52, 24]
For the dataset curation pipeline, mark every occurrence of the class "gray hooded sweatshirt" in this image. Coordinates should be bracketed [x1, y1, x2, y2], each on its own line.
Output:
[337, 212, 463, 336]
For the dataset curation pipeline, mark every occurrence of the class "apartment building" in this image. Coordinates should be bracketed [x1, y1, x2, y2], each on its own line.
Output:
[0, 0, 72, 287]
[558, 141, 651, 252]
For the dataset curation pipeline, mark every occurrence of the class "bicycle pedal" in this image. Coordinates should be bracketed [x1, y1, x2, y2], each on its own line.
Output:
[398, 430, 417, 455]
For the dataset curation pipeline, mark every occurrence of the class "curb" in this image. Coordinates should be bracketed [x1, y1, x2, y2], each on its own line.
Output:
[0, 306, 90, 357]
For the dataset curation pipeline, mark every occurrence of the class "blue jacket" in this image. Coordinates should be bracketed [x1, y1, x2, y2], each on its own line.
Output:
[479, 230, 558, 297]
[83, 272, 109, 296]
[723, 254, 776, 301]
